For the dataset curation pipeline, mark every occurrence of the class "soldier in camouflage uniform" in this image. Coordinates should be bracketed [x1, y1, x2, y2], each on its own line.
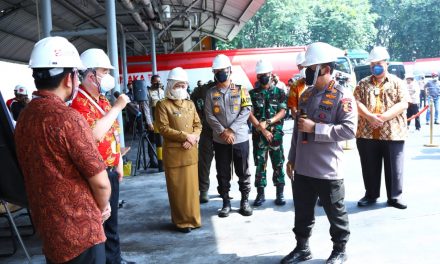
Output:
[249, 59, 287, 207]
[191, 80, 217, 203]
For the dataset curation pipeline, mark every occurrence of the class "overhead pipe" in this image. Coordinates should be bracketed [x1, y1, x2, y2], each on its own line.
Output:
[121, 0, 149, 31]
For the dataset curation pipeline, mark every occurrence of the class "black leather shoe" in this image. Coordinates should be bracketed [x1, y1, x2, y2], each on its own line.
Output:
[275, 185, 286, 206]
[200, 191, 209, 204]
[176, 227, 192, 233]
[280, 247, 312, 264]
[239, 199, 253, 216]
[357, 196, 377, 207]
[387, 199, 407, 209]
[326, 250, 347, 264]
[218, 198, 231, 217]
[120, 258, 136, 264]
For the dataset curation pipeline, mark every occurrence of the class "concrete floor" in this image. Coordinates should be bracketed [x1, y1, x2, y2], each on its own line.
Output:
[1, 117, 440, 264]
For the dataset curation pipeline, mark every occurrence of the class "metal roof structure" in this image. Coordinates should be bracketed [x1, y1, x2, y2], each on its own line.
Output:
[0, 0, 266, 64]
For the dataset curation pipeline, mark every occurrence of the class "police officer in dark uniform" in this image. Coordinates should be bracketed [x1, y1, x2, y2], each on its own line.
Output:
[191, 80, 217, 203]
[281, 42, 357, 264]
[205, 54, 253, 218]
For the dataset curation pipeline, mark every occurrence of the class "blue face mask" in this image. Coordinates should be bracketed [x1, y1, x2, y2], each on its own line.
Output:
[371, 65, 384, 76]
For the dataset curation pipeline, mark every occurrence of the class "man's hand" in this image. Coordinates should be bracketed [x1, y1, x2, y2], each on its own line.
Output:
[114, 94, 130, 110]
[116, 159, 124, 182]
[147, 124, 154, 131]
[101, 202, 111, 223]
[262, 130, 274, 143]
[258, 121, 268, 130]
[186, 134, 199, 145]
[366, 113, 384, 129]
[182, 141, 192, 149]
[286, 161, 294, 180]
[221, 128, 235, 144]
[298, 118, 315, 133]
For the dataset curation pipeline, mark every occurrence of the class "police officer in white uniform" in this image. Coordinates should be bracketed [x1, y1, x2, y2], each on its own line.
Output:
[205, 54, 253, 218]
[281, 42, 358, 264]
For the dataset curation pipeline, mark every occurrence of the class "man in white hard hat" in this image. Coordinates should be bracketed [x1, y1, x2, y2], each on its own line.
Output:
[15, 36, 111, 263]
[249, 59, 287, 207]
[205, 54, 253, 217]
[287, 51, 307, 118]
[354, 46, 408, 210]
[70, 49, 135, 264]
[282, 42, 357, 264]
[10, 85, 29, 121]
[6, 84, 22, 110]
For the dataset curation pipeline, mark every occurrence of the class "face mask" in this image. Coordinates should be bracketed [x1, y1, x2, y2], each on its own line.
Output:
[259, 75, 271, 85]
[215, 71, 229, 83]
[371, 65, 384, 76]
[170, 88, 188, 99]
[305, 65, 321, 86]
[97, 74, 115, 93]
[299, 68, 306, 79]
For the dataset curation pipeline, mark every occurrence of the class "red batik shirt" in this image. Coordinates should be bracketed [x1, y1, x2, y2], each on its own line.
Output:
[71, 86, 121, 167]
[14, 90, 107, 263]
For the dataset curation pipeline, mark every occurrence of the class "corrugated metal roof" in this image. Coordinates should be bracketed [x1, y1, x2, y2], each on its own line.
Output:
[0, 0, 266, 63]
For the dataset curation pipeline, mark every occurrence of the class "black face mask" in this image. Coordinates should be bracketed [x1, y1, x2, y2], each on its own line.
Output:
[305, 67, 316, 86]
[259, 75, 271, 85]
[215, 71, 229, 83]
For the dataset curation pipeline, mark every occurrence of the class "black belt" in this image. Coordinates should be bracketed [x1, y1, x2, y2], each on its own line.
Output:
[106, 166, 116, 172]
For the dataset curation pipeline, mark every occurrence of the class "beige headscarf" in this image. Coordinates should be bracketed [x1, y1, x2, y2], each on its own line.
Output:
[164, 79, 189, 100]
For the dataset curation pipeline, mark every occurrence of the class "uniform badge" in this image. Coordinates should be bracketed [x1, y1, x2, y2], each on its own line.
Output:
[326, 93, 337, 99]
[322, 99, 334, 106]
[214, 92, 221, 97]
[214, 106, 221, 113]
[233, 105, 239, 111]
[341, 98, 352, 113]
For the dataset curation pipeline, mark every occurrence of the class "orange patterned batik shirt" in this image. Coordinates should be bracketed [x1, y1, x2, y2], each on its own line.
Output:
[353, 74, 409, 140]
[71, 86, 121, 167]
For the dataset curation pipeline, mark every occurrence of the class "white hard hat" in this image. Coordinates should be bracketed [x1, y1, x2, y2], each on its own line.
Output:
[14, 84, 25, 91]
[80, 48, 115, 70]
[367, 46, 390, 63]
[29, 36, 84, 69]
[167, 67, 188, 82]
[296, 52, 306, 66]
[406, 74, 414, 79]
[16, 86, 27, 95]
[255, 59, 273, 74]
[302, 42, 338, 67]
[212, 54, 232, 70]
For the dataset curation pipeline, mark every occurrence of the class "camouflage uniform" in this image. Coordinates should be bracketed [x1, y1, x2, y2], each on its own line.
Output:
[250, 85, 287, 188]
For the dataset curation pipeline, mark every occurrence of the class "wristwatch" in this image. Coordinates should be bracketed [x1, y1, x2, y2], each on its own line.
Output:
[267, 118, 272, 125]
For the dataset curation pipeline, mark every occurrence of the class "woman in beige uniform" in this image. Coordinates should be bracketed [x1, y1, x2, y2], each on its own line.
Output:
[155, 67, 202, 233]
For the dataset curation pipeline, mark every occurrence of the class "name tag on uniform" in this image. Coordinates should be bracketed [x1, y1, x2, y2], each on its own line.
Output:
[173, 111, 182, 117]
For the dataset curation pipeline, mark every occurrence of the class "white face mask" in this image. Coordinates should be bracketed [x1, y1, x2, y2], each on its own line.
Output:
[299, 68, 306, 79]
[97, 74, 115, 93]
[170, 88, 188, 99]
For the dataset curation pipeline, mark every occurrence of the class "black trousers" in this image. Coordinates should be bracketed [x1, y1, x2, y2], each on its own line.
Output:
[356, 138, 404, 200]
[104, 169, 121, 264]
[46, 243, 105, 264]
[293, 174, 350, 245]
[198, 133, 214, 192]
[407, 103, 421, 130]
[213, 141, 251, 195]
